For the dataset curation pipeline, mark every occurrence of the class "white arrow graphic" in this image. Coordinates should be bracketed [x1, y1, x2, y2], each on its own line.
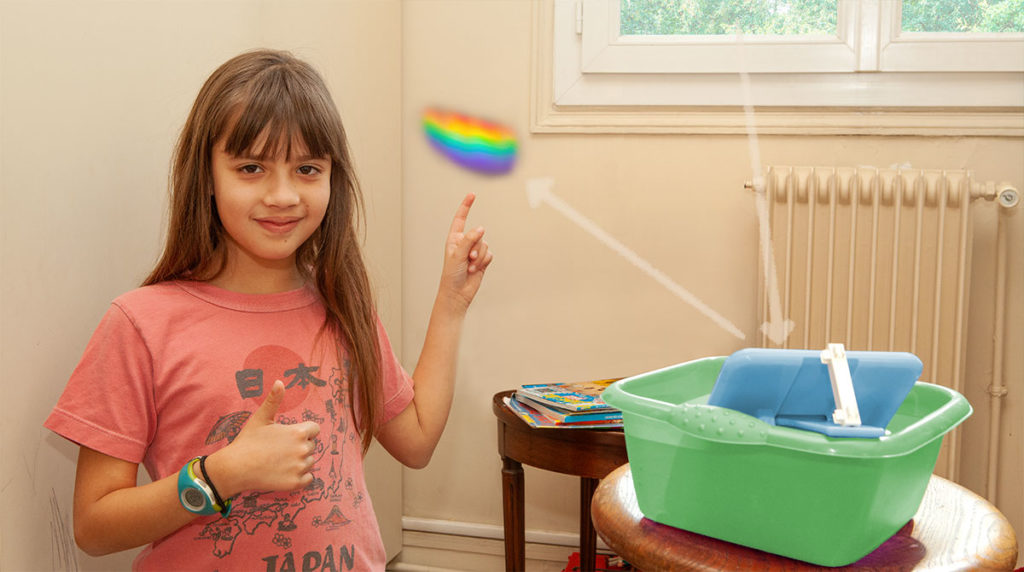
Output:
[738, 35, 794, 345]
[751, 179, 794, 344]
[527, 177, 746, 341]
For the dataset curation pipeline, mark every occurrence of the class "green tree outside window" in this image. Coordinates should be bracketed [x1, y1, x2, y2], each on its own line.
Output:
[619, 0, 1024, 36]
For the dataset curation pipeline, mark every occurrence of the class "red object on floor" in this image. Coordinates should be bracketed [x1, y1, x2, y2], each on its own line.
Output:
[562, 551, 633, 572]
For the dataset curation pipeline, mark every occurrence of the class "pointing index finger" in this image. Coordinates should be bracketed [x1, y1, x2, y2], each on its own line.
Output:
[448, 193, 476, 236]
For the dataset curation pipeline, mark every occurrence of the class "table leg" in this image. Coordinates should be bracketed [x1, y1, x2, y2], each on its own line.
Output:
[501, 456, 525, 572]
[580, 476, 599, 572]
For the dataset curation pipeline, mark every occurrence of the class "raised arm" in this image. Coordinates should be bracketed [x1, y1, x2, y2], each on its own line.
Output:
[375, 193, 494, 468]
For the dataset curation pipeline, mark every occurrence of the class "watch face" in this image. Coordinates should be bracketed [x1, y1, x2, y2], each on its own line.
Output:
[182, 487, 207, 510]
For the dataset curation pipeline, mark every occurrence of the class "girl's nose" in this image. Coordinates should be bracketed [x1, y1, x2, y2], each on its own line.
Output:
[263, 172, 300, 207]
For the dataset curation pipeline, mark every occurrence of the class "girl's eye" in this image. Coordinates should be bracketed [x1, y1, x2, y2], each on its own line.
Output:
[297, 165, 322, 176]
[239, 164, 262, 174]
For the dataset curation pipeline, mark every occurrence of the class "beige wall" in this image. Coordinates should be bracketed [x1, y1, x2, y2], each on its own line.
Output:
[0, 1, 403, 569]
[2, 1, 1020, 570]
[399, 0, 1023, 565]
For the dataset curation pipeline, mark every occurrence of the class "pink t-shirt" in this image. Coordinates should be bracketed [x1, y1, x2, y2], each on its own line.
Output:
[45, 281, 414, 571]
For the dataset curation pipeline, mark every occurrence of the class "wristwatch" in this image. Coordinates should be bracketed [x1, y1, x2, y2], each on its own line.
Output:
[177, 456, 232, 517]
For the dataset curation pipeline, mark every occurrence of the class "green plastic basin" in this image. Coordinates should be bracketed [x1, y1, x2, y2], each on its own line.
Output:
[602, 356, 972, 567]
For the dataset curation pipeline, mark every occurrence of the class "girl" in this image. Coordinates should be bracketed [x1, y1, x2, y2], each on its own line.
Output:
[45, 49, 492, 571]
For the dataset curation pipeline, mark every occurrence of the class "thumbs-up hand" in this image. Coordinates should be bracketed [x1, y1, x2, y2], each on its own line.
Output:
[244, 379, 290, 428]
[204, 380, 321, 497]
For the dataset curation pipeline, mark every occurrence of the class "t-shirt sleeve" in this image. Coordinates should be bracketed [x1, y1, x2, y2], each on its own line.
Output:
[376, 317, 414, 424]
[43, 302, 157, 464]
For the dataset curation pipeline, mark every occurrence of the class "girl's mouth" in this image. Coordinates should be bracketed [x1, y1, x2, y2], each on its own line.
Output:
[256, 217, 301, 234]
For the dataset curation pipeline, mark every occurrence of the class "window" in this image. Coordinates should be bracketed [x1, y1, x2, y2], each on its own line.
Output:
[532, 0, 1024, 134]
[621, 0, 840, 36]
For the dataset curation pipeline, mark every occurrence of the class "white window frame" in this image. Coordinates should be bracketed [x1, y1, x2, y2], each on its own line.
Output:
[531, 0, 1024, 135]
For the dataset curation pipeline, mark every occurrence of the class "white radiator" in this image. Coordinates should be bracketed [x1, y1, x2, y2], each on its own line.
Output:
[750, 166, 1018, 492]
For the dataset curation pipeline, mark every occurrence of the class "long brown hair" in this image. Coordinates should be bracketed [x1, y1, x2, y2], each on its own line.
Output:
[145, 49, 382, 454]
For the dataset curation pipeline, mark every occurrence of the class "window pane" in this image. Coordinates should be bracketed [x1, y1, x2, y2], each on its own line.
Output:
[902, 0, 1024, 33]
[619, 0, 839, 36]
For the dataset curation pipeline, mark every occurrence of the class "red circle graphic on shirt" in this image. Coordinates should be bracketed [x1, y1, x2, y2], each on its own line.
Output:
[242, 345, 311, 413]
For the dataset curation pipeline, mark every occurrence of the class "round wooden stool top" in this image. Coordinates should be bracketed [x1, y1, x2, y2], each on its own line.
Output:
[591, 463, 1019, 571]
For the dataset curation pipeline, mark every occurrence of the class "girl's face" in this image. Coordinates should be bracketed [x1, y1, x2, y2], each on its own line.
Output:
[211, 135, 331, 280]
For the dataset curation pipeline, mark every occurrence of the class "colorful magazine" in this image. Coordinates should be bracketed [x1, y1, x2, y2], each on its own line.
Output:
[515, 393, 622, 424]
[503, 397, 623, 429]
[516, 378, 620, 412]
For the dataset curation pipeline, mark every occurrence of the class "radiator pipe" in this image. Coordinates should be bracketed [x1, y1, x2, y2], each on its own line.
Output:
[986, 185, 1015, 504]
[972, 181, 1020, 208]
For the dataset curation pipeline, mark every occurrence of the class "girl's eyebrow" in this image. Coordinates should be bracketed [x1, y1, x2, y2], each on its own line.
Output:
[294, 153, 329, 162]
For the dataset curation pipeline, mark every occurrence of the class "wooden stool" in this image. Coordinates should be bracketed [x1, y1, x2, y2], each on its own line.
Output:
[493, 390, 628, 572]
[592, 463, 1019, 571]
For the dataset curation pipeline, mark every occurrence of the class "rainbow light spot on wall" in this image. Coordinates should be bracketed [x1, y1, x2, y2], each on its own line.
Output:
[422, 108, 517, 175]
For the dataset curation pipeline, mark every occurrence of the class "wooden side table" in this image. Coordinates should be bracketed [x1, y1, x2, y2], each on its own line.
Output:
[493, 390, 628, 572]
[592, 463, 1020, 571]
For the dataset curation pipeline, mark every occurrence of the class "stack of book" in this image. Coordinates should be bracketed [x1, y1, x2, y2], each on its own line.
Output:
[504, 378, 623, 429]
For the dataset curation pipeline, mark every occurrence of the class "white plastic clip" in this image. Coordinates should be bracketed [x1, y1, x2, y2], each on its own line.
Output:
[820, 343, 861, 427]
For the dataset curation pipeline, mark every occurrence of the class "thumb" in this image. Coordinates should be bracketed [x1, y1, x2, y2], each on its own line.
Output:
[251, 380, 284, 425]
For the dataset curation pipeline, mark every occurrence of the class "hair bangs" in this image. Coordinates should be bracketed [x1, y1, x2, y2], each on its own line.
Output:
[221, 65, 339, 163]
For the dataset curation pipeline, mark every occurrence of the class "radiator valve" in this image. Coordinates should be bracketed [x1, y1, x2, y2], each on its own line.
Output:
[997, 184, 1019, 209]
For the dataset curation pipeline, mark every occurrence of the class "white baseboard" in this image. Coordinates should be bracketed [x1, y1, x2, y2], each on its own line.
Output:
[391, 517, 611, 572]
[402, 516, 609, 548]
[391, 529, 574, 572]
